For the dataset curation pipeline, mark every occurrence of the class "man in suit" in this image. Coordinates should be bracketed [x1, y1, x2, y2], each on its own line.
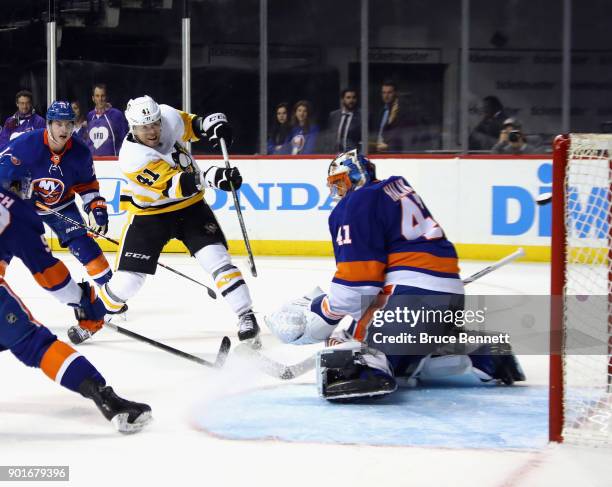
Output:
[374, 80, 408, 153]
[326, 89, 362, 154]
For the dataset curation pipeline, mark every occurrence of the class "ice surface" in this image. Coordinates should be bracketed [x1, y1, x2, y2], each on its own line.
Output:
[1, 254, 611, 487]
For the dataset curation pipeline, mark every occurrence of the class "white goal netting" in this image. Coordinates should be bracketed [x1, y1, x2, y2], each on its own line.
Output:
[562, 133, 612, 445]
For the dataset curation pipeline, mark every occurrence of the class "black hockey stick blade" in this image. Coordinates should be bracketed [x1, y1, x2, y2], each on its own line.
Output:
[214, 336, 232, 368]
[105, 321, 227, 369]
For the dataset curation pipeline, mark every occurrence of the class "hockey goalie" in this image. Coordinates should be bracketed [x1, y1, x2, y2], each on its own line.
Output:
[265, 150, 525, 401]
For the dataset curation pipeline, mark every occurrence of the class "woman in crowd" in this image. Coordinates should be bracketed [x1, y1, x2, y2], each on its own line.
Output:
[289, 100, 319, 155]
[267, 102, 291, 154]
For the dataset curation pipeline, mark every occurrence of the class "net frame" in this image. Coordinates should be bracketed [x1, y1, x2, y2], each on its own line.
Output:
[550, 133, 612, 445]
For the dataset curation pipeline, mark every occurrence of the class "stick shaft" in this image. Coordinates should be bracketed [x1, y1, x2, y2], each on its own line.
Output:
[219, 138, 257, 277]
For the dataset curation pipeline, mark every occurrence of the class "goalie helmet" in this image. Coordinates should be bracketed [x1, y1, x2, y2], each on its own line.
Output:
[0, 154, 33, 199]
[327, 149, 376, 199]
[125, 95, 161, 130]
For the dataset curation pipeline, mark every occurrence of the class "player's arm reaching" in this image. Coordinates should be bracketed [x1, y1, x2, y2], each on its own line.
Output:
[72, 150, 109, 235]
[121, 100, 241, 211]
[265, 156, 388, 345]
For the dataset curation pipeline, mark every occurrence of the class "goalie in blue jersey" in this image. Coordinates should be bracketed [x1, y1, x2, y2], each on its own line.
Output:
[265, 150, 525, 400]
[0, 155, 151, 432]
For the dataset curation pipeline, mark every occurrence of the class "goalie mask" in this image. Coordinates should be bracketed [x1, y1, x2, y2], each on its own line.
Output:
[0, 154, 33, 199]
[327, 149, 376, 199]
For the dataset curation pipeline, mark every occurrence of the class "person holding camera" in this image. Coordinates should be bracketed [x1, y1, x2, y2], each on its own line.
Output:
[492, 118, 539, 155]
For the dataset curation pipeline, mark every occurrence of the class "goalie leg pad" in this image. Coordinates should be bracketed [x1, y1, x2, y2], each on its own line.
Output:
[316, 341, 397, 401]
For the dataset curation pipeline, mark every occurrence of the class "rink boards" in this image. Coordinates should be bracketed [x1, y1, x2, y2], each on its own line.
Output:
[47, 155, 558, 262]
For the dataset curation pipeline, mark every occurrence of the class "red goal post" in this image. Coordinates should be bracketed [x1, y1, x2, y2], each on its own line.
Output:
[550, 133, 612, 445]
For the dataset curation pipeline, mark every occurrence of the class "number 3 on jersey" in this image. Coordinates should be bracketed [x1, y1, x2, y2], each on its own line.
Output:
[336, 225, 352, 246]
[400, 195, 443, 240]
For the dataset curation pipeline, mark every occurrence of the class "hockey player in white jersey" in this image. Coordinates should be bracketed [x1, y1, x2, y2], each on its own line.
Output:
[68, 96, 260, 348]
[265, 150, 525, 400]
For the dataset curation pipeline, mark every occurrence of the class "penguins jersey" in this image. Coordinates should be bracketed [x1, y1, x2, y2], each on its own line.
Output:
[2, 129, 102, 215]
[119, 105, 204, 216]
[0, 189, 81, 304]
[321, 176, 464, 322]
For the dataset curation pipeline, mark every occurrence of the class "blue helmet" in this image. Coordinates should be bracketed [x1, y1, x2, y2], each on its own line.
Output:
[327, 149, 376, 199]
[0, 154, 33, 199]
[46, 100, 76, 122]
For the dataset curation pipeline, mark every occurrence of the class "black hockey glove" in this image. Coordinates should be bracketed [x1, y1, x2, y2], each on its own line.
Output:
[193, 113, 233, 149]
[201, 166, 242, 192]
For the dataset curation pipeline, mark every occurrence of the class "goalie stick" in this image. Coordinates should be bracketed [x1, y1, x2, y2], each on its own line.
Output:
[105, 321, 231, 369]
[239, 247, 525, 380]
[35, 202, 217, 299]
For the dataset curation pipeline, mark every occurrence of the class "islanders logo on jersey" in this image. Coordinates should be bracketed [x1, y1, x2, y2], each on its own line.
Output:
[32, 178, 65, 205]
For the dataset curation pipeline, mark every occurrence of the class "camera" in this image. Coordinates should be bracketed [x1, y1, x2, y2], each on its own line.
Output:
[508, 130, 522, 143]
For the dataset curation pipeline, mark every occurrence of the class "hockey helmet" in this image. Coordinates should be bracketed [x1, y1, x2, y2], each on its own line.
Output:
[327, 149, 376, 199]
[46, 100, 76, 122]
[0, 154, 33, 199]
[125, 95, 162, 130]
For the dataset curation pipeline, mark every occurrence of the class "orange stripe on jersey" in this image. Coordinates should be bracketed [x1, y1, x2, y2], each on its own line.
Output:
[335, 260, 386, 283]
[387, 252, 459, 274]
[353, 285, 394, 341]
[40, 340, 77, 381]
[72, 180, 100, 194]
[33, 261, 70, 290]
[0, 260, 7, 278]
[85, 254, 111, 279]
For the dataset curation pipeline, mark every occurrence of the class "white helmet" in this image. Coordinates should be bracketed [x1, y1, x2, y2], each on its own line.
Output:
[125, 95, 161, 129]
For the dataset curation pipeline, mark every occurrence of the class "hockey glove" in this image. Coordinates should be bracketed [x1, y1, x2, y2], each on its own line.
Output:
[201, 166, 242, 191]
[85, 198, 109, 235]
[70, 282, 106, 333]
[264, 287, 341, 345]
[193, 113, 233, 149]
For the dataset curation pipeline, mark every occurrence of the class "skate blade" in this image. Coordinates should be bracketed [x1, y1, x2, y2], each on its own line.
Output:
[111, 411, 153, 434]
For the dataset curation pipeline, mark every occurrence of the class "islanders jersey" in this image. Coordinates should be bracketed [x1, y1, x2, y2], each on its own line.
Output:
[2, 129, 102, 215]
[119, 105, 204, 216]
[322, 176, 463, 322]
[0, 189, 82, 304]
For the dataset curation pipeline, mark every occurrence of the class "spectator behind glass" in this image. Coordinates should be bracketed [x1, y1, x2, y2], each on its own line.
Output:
[267, 103, 291, 154]
[289, 100, 319, 155]
[0, 90, 46, 150]
[491, 118, 541, 155]
[86, 83, 129, 156]
[468, 96, 507, 151]
[373, 80, 412, 153]
[326, 88, 361, 153]
[71, 100, 89, 144]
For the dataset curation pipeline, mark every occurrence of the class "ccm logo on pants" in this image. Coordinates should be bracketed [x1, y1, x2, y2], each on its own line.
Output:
[124, 252, 151, 260]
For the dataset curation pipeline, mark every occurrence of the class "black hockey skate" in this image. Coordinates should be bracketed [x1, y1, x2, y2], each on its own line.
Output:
[67, 325, 96, 345]
[319, 349, 397, 401]
[238, 310, 262, 349]
[79, 378, 152, 434]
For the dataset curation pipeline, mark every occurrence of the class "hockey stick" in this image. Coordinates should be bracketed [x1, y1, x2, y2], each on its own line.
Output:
[105, 321, 231, 369]
[219, 137, 257, 277]
[35, 202, 217, 299]
[241, 247, 526, 380]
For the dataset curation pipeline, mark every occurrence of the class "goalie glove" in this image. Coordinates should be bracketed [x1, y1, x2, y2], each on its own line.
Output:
[85, 198, 109, 235]
[200, 166, 242, 191]
[264, 287, 342, 345]
[193, 112, 233, 149]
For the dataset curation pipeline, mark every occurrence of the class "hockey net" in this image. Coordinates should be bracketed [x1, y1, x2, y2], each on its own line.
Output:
[550, 133, 612, 445]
